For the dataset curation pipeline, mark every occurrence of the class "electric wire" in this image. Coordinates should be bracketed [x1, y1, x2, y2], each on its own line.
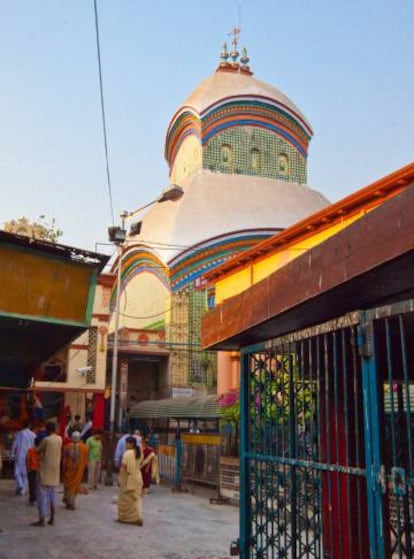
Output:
[93, 0, 115, 225]
[118, 306, 175, 320]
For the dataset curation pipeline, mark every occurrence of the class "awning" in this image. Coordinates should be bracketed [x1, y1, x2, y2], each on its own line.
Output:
[202, 182, 414, 350]
[0, 230, 109, 386]
[127, 395, 222, 420]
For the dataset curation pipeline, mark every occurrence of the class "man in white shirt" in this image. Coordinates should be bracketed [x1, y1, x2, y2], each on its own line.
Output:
[114, 430, 142, 469]
[11, 419, 35, 496]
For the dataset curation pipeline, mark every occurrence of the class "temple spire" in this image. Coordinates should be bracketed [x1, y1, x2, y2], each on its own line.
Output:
[216, 28, 252, 75]
[220, 42, 230, 64]
[229, 27, 240, 65]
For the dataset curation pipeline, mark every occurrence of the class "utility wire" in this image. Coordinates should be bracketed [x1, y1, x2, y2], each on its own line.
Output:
[93, 0, 115, 225]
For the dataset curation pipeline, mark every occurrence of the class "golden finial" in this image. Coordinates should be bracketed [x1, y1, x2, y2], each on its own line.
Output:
[220, 42, 230, 63]
[241, 47, 250, 65]
[229, 27, 240, 64]
[216, 28, 253, 74]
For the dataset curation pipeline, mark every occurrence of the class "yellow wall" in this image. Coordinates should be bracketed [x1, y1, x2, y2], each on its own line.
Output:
[170, 135, 202, 184]
[107, 272, 170, 332]
[215, 210, 367, 304]
[0, 247, 92, 323]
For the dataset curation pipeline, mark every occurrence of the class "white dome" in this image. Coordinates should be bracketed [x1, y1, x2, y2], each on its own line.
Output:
[128, 171, 329, 263]
[170, 68, 312, 133]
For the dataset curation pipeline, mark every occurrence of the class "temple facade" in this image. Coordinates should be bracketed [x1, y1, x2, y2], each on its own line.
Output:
[109, 35, 329, 419]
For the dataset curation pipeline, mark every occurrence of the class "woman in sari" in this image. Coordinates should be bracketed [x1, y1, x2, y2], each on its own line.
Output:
[117, 436, 143, 526]
[62, 431, 88, 510]
[140, 438, 158, 494]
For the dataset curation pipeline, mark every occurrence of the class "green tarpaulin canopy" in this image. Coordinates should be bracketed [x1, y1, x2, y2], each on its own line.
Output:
[127, 395, 222, 419]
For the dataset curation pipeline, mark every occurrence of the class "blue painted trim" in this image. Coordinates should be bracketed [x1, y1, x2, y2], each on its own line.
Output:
[175, 439, 183, 490]
[170, 233, 270, 267]
[203, 99, 312, 141]
[171, 260, 226, 292]
[239, 342, 266, 558]
[359, 320, 385, 559]
[201, 97, 313, 138]
[239, 347, 249, 558]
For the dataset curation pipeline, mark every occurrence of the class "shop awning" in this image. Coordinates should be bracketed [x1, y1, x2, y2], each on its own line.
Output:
[202, 182, 414, 350]
[0, 230, 109, 387]
[128, 395, 222, 420]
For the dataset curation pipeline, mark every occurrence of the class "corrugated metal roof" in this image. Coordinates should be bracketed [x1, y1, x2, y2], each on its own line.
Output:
[127, 395, 222, 419]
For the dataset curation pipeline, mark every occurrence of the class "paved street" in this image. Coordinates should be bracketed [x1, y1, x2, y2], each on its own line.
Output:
[0, 478, 239, 559]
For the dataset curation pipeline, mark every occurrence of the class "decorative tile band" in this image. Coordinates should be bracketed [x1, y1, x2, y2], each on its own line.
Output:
[169, 232, 274, 292]
[165, 96, 311, 173]
[203, 127, 307, 183]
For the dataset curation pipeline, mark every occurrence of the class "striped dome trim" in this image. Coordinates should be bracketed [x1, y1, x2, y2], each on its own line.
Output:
[170, 233, 273, 292]
[201, 95, 313, 137]
[165, 96, 312, 170]
[109, 248, 169, 310]
[202, 99, 311, 158]
[203, 100, 310, 143]
[203, 118, 307, 159]
[164, 109, 200, 169]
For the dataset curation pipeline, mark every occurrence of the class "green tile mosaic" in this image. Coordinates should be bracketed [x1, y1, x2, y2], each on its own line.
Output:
[203, 127, 307, 184]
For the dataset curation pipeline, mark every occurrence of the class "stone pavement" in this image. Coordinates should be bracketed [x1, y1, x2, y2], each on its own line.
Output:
[0, 478, 239, 559]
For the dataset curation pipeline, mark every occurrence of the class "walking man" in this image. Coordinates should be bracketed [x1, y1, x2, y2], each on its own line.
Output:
[31, 421, 62, 527]
[11, 418, 35, 496]
[114, 430, 142, 469]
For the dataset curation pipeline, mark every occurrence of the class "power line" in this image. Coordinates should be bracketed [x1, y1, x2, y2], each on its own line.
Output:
[93, 0, 115, 225]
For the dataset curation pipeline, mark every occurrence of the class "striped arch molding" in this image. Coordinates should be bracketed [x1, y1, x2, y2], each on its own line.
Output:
[109, 247, 170, 311]
[169, 231, 277, 292]
[110, 232, 278, 309]
[165, 95, 313, 170]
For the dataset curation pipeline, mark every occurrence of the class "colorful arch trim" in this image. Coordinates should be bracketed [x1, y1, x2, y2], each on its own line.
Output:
[109, 247, 170, 311]
[169, 231, 276, 292]
[164, 109, 201, 170]
[165, 95, 312, 171]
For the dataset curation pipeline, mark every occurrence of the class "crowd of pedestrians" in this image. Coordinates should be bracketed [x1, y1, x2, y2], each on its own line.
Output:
[7, 417, 159, 529]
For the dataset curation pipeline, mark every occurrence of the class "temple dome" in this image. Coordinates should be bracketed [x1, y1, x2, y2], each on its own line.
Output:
[127, 171, 329, 264]
[179, 69, 312, 132]
[126, 46, 329, 290]
[165, 64, 313, 183]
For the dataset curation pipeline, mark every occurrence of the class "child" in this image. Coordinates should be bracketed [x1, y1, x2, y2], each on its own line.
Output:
[26, 436, 41, 506]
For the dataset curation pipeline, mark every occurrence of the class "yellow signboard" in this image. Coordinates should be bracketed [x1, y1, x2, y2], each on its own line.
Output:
[182, 433, 221, 446]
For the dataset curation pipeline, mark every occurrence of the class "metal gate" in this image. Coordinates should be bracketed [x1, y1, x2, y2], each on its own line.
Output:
[238, 300, 414, 559]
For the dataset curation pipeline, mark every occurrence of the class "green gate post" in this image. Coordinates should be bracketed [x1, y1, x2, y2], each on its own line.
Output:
[239, 348, 250, 558]
[358, 321, 385, 559]
[174, 439, 183, 491]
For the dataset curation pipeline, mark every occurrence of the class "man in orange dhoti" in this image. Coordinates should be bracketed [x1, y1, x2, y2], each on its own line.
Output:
[62, 431, 88, 510]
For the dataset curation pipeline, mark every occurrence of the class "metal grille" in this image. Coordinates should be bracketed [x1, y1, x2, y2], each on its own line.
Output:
[87, 326, 97, 384]
[169, 291, 189, 386]
[241, 323, 368, 558]
[371, 313, 414, 557]
[240, 301, 414, 558]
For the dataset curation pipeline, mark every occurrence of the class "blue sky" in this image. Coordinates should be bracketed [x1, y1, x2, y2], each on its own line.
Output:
[0, 0, 412, 253]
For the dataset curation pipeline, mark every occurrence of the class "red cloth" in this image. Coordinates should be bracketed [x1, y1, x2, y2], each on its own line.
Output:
[92, 394, 104, 429]
[141, 445, 155, 490]
[26, 447, 39, 471]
